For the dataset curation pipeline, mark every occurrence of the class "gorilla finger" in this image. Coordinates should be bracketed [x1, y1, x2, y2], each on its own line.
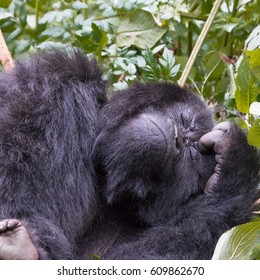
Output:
[0, 220, 9, 232]
[0, 219, 21, 232]
[7, 219, 21, 230]
[204, 172, 220, 194]
[212, 122, 231, 133]
[198, 130, 225, 153]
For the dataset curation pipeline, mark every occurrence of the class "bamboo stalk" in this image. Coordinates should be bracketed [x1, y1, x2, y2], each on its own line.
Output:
[178, 0, 223, 87]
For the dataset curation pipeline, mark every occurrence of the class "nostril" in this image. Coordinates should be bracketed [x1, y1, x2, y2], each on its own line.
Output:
[175, 136, 183, 151]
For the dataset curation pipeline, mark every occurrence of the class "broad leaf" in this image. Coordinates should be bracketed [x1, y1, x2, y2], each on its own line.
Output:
[235, 53, 257, 114]
[248, 119, 260, 147]
[245, 25, 260, 50]
[212, 222, 260, 260]
[249, 102, 260, 116]
[116, 10, 167, 49]
[245, 49, 260, 81]
[0, 0, 12, 8]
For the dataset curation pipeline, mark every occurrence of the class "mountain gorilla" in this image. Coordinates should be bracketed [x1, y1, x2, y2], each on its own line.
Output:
[0, 49, 259, 260]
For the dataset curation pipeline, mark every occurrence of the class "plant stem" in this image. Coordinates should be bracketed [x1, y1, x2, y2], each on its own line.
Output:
[232, 0, 239, 17]
[35, 0, 39, 30]
[187, 22, 193, 56]
[180, 12, 206, 21]
[178, 0, 223, 87]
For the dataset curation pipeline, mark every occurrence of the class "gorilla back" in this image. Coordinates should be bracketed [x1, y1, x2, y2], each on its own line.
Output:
[0, 49, 106, 259]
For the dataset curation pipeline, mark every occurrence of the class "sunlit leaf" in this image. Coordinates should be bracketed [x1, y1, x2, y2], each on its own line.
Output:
[142, 47, 161, 81]
[0, 0, 12, 8]
[222, 23, 238, 33]
[248, 119, 260, 147]
[245, 25, 260, 50]
[41, 26, 65, 38]
[72, 1, 88, 10]
[235, 54, 257, 114]
[249, 102, 260, 116]
[116, 10, 167, 49]
[0, 12, 14, 22]
[244, 49, 260, 81]
[212, 222, 260, 260]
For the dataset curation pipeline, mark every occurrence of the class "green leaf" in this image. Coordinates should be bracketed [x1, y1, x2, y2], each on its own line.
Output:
[15, 40, 31, 54]
[248, 119, 260, 147]
[226, 64, 236, 98]
[250, 244, 260, 260]
[0, 12, 15, 24]
[76, 23, 108, 60]
[212, 222, 260, 260]
[245, 49, 260, 81]
[90, 253, 100, 260]
[0, 0, 12, 8]
[41, 26, 65, 38]
[204, 51, 224, 80]
[6, 27, 22, 41]
[116, 10, 167, 49]
[245, 25, 260, 50]
[72, 1, 88, 10]
[235, 53, 257, 114]
[36, 41, 69, 51]
[19, 7, 27, 28]
[39, 11, 57, 24]
[159, 47, 180, 80]
[222, 23, 238, 33]
[39, 10, 73, 24]
[142, 47, 161, 81]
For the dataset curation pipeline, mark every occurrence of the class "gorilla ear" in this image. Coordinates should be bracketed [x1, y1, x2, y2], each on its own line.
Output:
[105, 179, 150, 204]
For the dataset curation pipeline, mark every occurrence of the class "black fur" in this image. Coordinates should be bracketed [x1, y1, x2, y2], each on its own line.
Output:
[83, 82, 260, 259]
[0, 49, 106, 259]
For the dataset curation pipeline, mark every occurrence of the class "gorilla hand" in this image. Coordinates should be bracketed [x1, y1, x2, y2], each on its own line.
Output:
[199, 122, 237, 194]
[0, 219, 38, 260]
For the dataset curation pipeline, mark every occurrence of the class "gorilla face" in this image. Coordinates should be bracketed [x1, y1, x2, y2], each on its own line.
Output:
[93, 82, 216, 225]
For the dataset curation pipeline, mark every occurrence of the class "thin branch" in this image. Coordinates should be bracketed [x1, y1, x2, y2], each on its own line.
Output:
[0, 29, 15, 71]
[178, 0, 223, 87]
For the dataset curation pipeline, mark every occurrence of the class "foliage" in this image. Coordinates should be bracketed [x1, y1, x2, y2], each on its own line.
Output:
[212, 221, 260, 260]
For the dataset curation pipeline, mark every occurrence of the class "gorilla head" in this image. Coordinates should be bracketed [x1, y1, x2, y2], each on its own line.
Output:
[93, 83, 217, 226]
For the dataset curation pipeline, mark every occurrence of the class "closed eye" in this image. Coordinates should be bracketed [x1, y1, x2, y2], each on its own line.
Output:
[180, 113, 193, 128]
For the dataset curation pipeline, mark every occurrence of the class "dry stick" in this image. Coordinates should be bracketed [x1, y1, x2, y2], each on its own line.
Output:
[0, 29, 15, 71]
[178, 0, 223, 87]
